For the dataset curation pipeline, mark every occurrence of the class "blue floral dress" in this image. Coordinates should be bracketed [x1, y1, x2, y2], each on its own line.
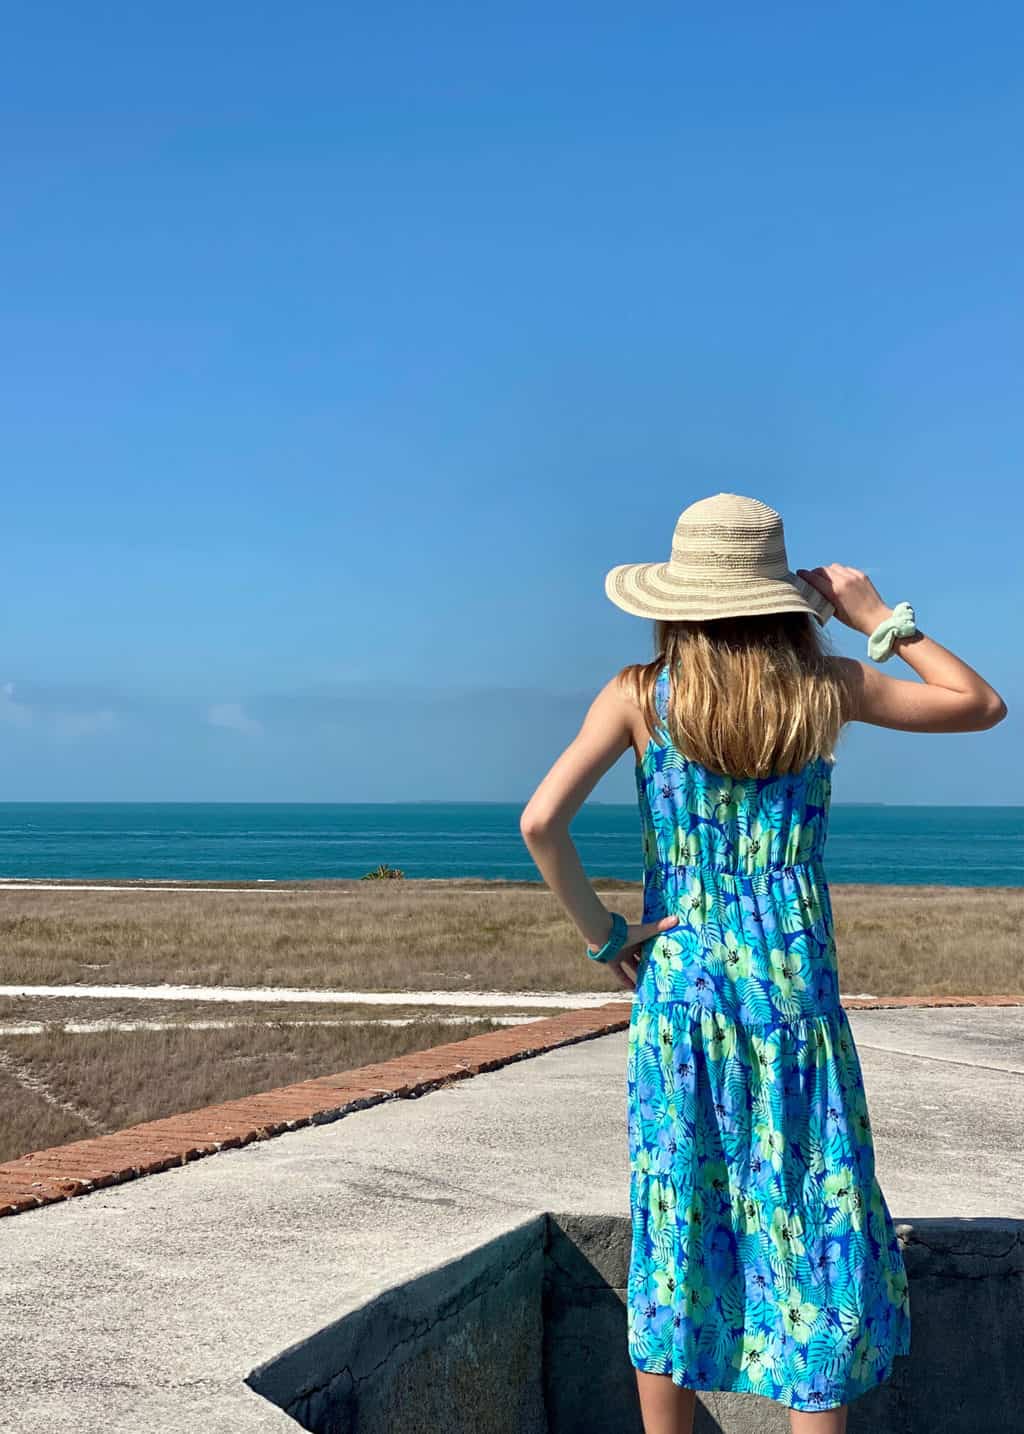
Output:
[626, 662, 911, 1412]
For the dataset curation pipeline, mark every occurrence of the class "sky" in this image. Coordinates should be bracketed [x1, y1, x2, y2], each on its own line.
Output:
[1, 2, 1021, 804]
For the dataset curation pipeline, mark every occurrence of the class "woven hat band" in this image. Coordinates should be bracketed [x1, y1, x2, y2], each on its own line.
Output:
[654, 567, 794, 591]
[668, 543, 790, 577]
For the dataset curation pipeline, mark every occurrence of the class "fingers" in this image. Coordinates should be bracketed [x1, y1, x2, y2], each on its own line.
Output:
[609, 954, 637, 989]
[798, 564, 889, 634]
[798, 566, 871, 606]
[799, 564, 867, 584]
[626, 914, 681, 946]
[610, 916, 679, 988]
[622, 915, 680, 960]
[609, 917, 681, 988]
[797, 566, 836, 595]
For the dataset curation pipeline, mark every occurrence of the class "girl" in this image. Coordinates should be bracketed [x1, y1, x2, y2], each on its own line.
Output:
[520, 493, 1006, 1434]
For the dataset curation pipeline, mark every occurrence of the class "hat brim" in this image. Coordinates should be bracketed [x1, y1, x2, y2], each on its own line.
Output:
[605, 562, 835, 626]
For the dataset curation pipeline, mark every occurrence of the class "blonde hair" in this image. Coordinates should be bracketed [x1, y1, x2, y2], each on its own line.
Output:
[618, 613, 850, 779]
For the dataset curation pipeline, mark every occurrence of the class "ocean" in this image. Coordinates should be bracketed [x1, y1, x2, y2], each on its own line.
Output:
[0, 803, 1019, 886]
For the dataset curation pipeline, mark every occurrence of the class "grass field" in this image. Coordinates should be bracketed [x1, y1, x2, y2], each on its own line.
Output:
[1, 878, 1020, 1165]
[1, 878, 1020, 994]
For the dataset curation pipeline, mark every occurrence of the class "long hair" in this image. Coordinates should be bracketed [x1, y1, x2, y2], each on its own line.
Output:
[617, 612, 851, 779]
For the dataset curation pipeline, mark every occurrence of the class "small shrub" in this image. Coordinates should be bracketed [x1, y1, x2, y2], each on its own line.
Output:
[360, 863, 405, 881]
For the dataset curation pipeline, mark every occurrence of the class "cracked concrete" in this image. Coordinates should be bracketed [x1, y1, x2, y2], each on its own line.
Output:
[0, 1005, 1021, 1432]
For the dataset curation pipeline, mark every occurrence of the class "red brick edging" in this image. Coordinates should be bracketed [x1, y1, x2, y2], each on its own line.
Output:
[1, 994, 1020, 1220]
[0, 1001, 634, 1219]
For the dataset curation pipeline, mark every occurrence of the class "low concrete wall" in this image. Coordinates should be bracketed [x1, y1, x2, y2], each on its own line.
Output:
[544, 1214, 1023, 1434]
[249, 1213, 1023, 1434]
[246, 1214, 548, 1434]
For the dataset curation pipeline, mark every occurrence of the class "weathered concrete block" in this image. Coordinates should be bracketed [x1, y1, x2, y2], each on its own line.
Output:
[890, 1217, 1024, 1434]
[246, 1213, 548, 1434]
[542, 1214, 1024, 1434]
[248, 1212, 1023, 1434]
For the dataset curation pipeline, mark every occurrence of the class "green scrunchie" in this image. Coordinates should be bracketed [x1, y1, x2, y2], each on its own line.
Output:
[868, 601, 917, 662]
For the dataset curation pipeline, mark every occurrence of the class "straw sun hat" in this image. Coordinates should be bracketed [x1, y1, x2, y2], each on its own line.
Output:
[604, 493, 835, 626]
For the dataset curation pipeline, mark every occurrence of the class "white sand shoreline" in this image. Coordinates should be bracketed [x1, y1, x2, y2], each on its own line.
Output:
[0, 983, 880, 1006]
[0, 983, 631, 1007]
[0, 1014, 543, 1036]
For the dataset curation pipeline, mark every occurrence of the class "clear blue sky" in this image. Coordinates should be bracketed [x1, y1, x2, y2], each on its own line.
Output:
[1, 2, 1020, 803]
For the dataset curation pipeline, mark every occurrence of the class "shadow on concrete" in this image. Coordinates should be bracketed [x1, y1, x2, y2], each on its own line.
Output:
[542, 1214, 728, 1434]
[246, 1212, 1023, 1434]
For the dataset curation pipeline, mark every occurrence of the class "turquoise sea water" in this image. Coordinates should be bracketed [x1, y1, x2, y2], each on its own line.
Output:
[0, 803, 1019, 886]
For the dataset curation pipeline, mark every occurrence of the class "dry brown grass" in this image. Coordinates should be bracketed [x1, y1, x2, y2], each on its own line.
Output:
[828, 883, 1023, 996]
[0, 882, 624, 991]
[0, 1017, 507, 1164]
[1, 878, 1018, 1167]
[0, 880, 1020, 996]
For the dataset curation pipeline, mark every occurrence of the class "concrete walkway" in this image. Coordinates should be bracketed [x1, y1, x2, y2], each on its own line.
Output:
[0, 1006, 1020, 1433]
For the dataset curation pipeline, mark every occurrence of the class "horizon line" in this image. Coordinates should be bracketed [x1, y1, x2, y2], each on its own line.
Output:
[0, 799, 1020, 809]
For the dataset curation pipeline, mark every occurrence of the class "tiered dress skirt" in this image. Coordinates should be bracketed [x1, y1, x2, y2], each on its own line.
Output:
[625, 857, 911, 1413]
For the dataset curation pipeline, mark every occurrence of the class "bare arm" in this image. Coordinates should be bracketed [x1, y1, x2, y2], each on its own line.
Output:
[797, 564, 1009, 734]
[519, 675, 679, 966]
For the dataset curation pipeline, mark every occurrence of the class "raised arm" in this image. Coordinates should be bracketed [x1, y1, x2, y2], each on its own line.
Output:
[797, 564, 1008, 734]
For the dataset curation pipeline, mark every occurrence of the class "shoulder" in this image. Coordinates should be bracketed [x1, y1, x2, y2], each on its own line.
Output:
[608, 664, 663, 725]
[599, 662, 638, 704]
[584, 668, 650, 757]
[600, 668, 644, 719]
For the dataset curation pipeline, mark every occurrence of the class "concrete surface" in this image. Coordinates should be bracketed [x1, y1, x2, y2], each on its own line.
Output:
[0, 1006, 1021, 1433]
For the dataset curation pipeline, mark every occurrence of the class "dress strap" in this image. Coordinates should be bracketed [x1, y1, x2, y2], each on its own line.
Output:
[652, 662, 672, 744]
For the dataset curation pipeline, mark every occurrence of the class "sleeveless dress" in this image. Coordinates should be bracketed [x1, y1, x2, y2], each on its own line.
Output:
[626, 662, 911, 1412]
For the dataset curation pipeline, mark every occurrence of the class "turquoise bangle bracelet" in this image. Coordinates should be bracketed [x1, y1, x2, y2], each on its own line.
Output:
[586, 911, 629, 963]
[867, 601, 917, 662]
